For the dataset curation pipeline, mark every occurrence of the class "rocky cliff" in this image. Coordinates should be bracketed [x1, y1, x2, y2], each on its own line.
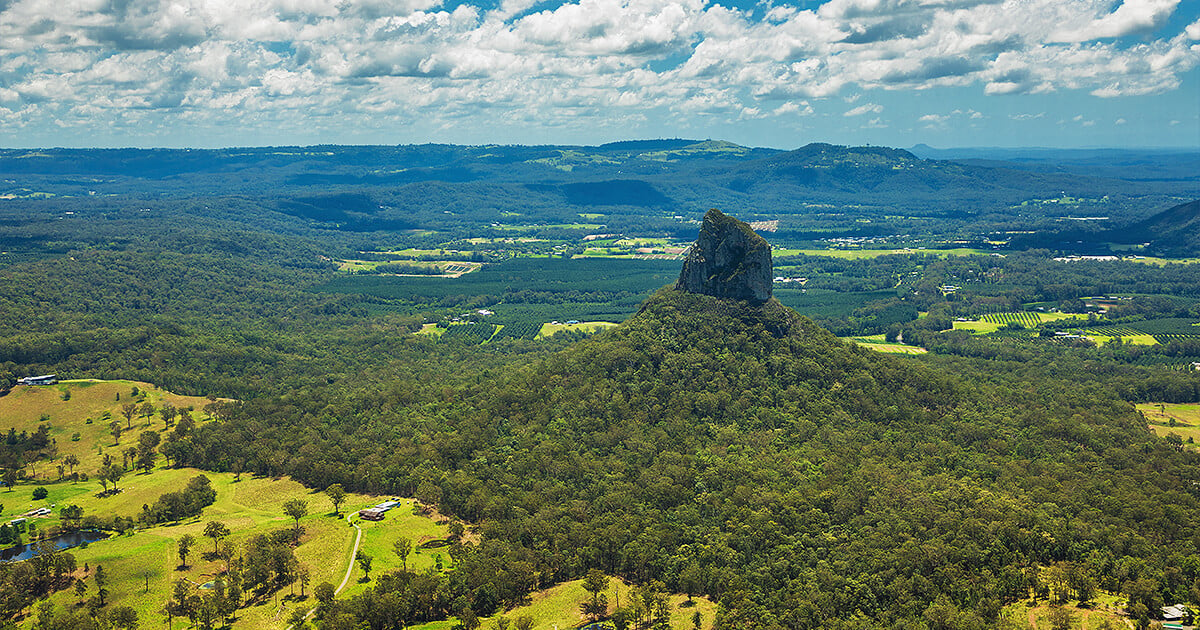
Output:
[675, 209, 773, 302]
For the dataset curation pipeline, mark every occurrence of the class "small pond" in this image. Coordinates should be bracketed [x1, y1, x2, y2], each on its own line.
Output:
[1, 530, 111, 562]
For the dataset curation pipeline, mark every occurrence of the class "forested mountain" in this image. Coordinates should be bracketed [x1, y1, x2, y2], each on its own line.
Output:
[174, 287, 1200, 628]
[1119, 199, 1200, 256]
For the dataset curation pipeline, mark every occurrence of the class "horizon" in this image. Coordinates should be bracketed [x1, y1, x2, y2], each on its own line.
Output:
[1, 139, 1198, 153]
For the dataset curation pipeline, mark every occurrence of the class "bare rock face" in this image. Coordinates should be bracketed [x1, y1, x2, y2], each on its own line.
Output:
[675, 209, 773, 303]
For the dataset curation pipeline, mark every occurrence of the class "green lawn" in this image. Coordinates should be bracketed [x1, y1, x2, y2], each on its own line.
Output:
[338, 499, 451, 599]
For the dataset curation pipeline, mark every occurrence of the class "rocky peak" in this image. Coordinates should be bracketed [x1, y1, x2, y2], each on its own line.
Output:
[675, 209, 773, 303]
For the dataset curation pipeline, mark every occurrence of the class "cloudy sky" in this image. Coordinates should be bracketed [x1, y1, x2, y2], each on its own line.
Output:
[1, 0, 1198, 149]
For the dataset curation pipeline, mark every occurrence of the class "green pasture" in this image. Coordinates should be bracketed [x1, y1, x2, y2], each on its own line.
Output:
[1124, 257, 1200, 266]
[339, 498, 452, 599]
[1000, 597, 1131, 629]
[1139, 402, 1200, 448]
[411, 577, 717, 630]
[774, 248, 990, 260]
[537, 322, 619, 339]
[846, 336, 928, 355]
[1085, 334, 1158, 346]
[0, 379, 218, 476]
[0, 379, 449, 629]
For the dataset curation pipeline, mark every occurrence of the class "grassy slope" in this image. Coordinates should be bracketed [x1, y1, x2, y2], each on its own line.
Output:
[411, 577, 718, 630]
[1, 379, 217, 477]
[1138, 402, 1200, 449]
[1, 380, 449, 629]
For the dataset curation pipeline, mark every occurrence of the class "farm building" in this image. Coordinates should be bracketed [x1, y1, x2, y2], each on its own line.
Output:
[18, 374, 57, 386]
[359, 508, 385, 521]
[1162, 605, 1187, 621]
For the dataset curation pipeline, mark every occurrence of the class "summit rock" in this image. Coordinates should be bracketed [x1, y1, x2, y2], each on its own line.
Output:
[675, 209, 773, 303]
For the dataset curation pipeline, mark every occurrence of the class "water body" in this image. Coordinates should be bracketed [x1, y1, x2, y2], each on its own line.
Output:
[0, 530, 110, 562]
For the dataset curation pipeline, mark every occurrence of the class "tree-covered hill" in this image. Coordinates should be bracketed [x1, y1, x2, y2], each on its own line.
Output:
[183, 288, 1200, 629]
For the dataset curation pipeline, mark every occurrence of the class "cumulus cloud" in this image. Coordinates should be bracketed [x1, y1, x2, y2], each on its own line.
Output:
[0, 0, 1197, 141]
[1050, 0, 1180, 43]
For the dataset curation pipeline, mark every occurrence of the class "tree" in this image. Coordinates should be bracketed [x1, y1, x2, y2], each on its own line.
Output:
[356, 550, 372, 581]
[515, 615, 534, 630]
[314, 581, 336, 606]
[2, 468, 14, 491]
[32, 486, 48, 500]
[95, 564, 109, 606]
[580, 568, 610, 622]
[160, 403, 177, 429]
[64, 454, 79, 475]
[177, 534, 195, 568]
[283, 498, 308, 539]
[110, 420, 123, 445]
[110, 605, 139, 630]
[60, 504, 84, 529]
[203, 521, 231, 555]
[325, 483, 347, 515]
[679, 565, 703, 603]
[393, 536, 413, 571]
[101, 464, 124, 491]
[1048, 606, 1075, 630]
[120, 403, 137, 429]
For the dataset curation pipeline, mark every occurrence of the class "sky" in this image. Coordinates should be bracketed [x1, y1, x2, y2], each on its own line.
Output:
[0, 0, 1198, 149]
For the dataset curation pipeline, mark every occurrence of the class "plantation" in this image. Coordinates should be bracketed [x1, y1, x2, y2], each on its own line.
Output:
[489, 322, 542, 341]
[981, 312, 1043, 327]
[439, 323, 498, 344]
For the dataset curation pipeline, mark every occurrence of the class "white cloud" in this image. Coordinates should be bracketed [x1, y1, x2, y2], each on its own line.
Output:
[0, 0, 1197, 141]
[1050, 0, 1180, 43]
[845, 102, 883, 116]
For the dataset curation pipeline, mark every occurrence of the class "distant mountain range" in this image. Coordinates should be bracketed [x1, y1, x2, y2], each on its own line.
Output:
[0, 140, 1196, 253]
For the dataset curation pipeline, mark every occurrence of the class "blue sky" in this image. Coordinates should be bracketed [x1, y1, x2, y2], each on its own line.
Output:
[0, 0, 1197, 149]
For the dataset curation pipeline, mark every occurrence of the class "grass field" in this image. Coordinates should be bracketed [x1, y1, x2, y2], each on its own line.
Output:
[0, 379, 218, 477]
[846, 336, 928, 354]
[338, 498, 453, 600]
[0, 379, 448, 629]
[410, 577, 717, 630]
[1085, 334, 1158, 346]
[4, 467, 399, 629]
[537, 322, 620, 339]
[1000, 596, 1131, 629]
[1138, 402, 1200, 448]
[774, 248, 991, 260]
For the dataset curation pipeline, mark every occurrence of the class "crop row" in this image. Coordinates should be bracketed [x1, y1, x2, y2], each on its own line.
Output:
[491, 322, 542, 340]
[982, 312, 1042, 327]
[440, 323, 497, 344]
[1154, 334, 1200, 344]
[1086, 326, 1145, 337]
